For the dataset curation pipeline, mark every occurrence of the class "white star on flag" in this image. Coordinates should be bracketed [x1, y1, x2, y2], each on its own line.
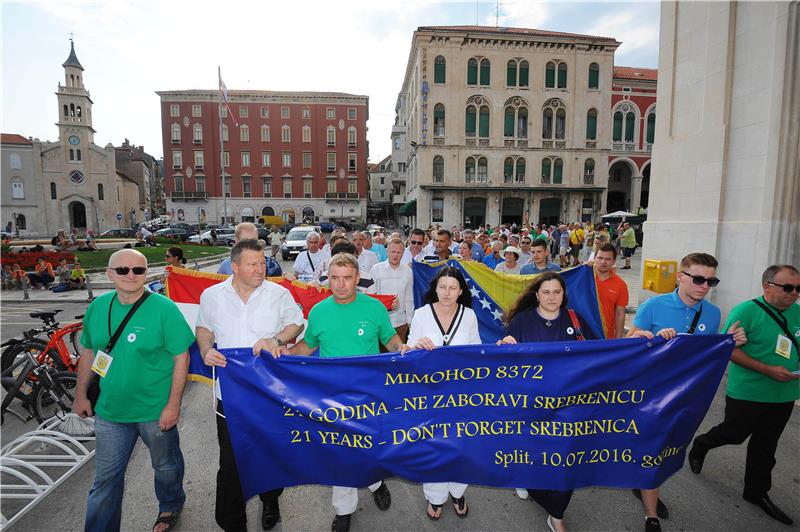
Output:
[479, 298, 492, 309]
[491, 308, 504, 322]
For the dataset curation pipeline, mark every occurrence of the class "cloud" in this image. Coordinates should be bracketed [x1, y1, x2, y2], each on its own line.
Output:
[586, 10, 659, 62]
[492, 1, 549, 28]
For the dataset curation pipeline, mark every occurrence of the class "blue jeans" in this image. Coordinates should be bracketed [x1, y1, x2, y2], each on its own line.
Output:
[85, 415, 185, 532]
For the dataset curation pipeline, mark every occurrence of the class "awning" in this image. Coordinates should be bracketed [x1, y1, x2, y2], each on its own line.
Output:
[398, 199, 416, 216]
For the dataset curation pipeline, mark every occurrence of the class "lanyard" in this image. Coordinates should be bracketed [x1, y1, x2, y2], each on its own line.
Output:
[687, 305, 703, 334]
[753, 299, 799, 352]
[106, 291, 150, 353]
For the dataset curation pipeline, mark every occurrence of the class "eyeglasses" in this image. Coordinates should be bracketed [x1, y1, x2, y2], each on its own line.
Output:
[521, 240, 531, 244]
[410, 240, 423, 245]
[112, 266, 147, 275]
[767, 281, 800, 294]
[681, 271, 720, 287]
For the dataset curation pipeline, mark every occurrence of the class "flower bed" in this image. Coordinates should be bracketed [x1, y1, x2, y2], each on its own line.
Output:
[0, 251, 76, 270]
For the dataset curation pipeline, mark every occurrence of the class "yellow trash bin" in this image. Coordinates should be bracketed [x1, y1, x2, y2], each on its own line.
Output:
[643, 259, 677, 293]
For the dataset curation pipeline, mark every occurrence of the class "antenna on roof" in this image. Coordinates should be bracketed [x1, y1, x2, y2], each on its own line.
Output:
[475, 0, 479, 25]
[496, 0, 500, 27]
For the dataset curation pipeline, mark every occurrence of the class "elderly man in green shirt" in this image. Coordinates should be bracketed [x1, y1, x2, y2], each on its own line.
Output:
[619, 221, 637, 269]
[273, 252, 409, 532]
[689, 264, 800, 525]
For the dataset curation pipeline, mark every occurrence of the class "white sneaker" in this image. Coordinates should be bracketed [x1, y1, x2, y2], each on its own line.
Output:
[515, 488, 529, 499]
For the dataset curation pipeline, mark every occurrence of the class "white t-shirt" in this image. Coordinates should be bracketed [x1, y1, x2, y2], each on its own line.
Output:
[495, 262, 522, 274]
[293, 249, 330, 281]
[356, 248, 378, 273]
[408, 304, 482, 347]
[196, 276, 304, 399]
[369, 261, 415, 327]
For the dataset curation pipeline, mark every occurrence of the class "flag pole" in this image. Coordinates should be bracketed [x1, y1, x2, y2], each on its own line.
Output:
[218, 66, 228, 225]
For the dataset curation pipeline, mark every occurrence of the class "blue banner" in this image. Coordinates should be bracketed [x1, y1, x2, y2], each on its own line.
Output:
[218, 335, 734, 500]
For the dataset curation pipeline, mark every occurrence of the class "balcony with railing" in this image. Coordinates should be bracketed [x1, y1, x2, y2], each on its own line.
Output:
[170, 191, 208, 201]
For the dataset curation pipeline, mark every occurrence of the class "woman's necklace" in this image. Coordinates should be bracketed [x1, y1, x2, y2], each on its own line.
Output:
[536, 307, 559, 327]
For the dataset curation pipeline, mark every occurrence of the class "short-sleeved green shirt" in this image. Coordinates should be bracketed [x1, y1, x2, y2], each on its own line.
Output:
[724, 297, 799, 403]
[80, 291, 195, 422]
[620, 228, 637, 248]
[304, 292, 396, 358]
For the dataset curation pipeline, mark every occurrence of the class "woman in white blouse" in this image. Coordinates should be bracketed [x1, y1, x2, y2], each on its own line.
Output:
[408, 266, 481, 520]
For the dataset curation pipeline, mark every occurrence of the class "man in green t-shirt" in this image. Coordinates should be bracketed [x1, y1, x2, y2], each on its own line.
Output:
[689, 264, 800, 526]
[74, 249, 195, 532]
[274, 252, 408, 532]
[619, 221, 637, 269]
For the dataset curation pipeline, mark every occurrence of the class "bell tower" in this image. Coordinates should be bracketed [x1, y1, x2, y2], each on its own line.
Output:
[56, 38, 95, 149]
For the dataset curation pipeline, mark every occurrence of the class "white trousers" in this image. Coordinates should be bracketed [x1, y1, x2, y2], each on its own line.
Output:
[332, 481, 383, 515]
[423, 482, 468, 505]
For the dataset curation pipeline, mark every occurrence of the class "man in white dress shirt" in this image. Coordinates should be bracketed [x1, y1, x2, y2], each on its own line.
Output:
[353, 231, 378, 273]
[292, 231, 329, 282]
[195, 240, 304, 532]
[401, 229, 426, 265]
[370, 238, 414, 342]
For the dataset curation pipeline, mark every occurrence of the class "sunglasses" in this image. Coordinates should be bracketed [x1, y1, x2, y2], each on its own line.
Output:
[410, 240, 423, 245]
[767, 281, 800, 294]
[111, 266, 147, 275]
[681, 271, 720, 287]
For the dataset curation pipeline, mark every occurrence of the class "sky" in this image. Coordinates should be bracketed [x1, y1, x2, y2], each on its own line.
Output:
[1, 0, 660, 161]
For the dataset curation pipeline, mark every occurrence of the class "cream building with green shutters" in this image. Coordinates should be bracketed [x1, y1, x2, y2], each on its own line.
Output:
[395, 25, 620, 228]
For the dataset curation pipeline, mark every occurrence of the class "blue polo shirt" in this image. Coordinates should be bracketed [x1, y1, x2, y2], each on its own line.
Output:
[520, 261, 562, 275]
[633, 289, 721, 335]
[469, 242, 485, 261]
[482, 254, 505, 269]
[367, 245, 388, 262]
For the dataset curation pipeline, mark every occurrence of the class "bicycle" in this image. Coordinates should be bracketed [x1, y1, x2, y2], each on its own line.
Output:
[0, 309, 82, 378]
[0, 332, 77, 424]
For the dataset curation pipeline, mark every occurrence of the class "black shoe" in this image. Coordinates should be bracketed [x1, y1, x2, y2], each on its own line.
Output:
[645, 517, 662, 532]
[742, 493, 793, 525]
[688, 443, 706, 474]
[261, 499, 281, 530]
[331, 514, 351, 532]
[372, 481, 391, 510]
[632, 489, 669, 519]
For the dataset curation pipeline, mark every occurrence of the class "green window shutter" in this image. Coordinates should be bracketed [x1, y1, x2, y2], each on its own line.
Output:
[465, 107, 476, 136]
[519, 62, 529, 87]
[554, 159, 563, 184]
[586, 112, 597, 140]
[504, 108, 515, 137]
[545, 64, 555, 88]
[625, 113, 635, 142]
[504, 158, 514, 182]
[434, 57, 446, 83]
[557, 64, 567, 88]
[613, 112, 623, 141]
[646, 114, 656, 144]
[506, 61, 516, 86]
[434, 106, 445, 120]
[588, 64, 599, 89]
[516, 159, 526, 180]
[479, 107, 489, 137]
[542, 159, 551, 182]
[467, 60, 477, 85]
[480, 60, 490, 86]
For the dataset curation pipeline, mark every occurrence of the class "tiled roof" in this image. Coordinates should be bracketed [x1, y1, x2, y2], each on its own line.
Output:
[62, 41, 84, 71]
[417, 25, 618, 43]
[613, 66, 658, 81]
[1, 133, 32, 145]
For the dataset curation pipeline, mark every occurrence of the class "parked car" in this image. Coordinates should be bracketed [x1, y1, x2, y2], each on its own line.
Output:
[281, 226, 322, 260]
[189, 227, 235, 245]
[154, 227, 190, 241]
[99, 228, 136, 238]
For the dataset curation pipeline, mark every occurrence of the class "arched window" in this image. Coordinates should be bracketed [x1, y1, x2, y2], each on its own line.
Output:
[553, 158, 563, 184]
[478, 105, 489, 137]
[519, 60, 529, 87]
[432, 155, 444, 183]
[171, 123, 181, 142]
[98, 183, 104, 200]
[69, 149, 75, 161]
[506, 60, 517, 87]
[542, 99, 566, 140]
[516, 158, 526, 183]
[557, 63, 567, 88]
[465, 157, 476, 183]
[240, 124, 249, 142]
[556, 108, 566, 139]
[70, 103, 75, 117]
[545, 61, 556, 88]
[625, 113, 635, 142]
[467, 58, 478, 85]
[465, 105, 476, 137]
[584, 159, 595, 184]
[503, 157, 514, 183]
[76, 106, 82, 118]
[15, 214, 26, 230]
[588, 63, 599, 89]
[433, 104, 445, 137]
[504, 99, 529, 139]
[542, 108, 553, 139]
[50, 182, 57, 199]
[63, 104, 68, 117]
[479, 58, 490, 86]
[586, 109, 598, 140]
[434, 56, 446, 84]
[261, 206, 275, 216]
[541, 158, 552, 184]
[504, 107, 515, 137]
[506, 60, 529, 87]
[613, 111, 623, 141]
[477, 157, 488, 182]
[541, 157, 563, 184]
[613, 103, 638, 144]
[76, 149, 82, 161]
[646, 112, 656, 144]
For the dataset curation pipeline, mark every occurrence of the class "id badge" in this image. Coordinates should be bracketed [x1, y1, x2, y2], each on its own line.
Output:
[91, 350, 114, 377]
[775, 335, 792, 359]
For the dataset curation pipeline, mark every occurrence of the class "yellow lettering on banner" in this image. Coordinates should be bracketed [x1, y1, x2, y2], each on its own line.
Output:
[431, 393, 529, 410]
[317, 430, 373, 449]
[309, 401, 389, 423]
[532, 389, 645, 410]
[391, 423, 452, 444]
[384, 367, 491, 386]
[402, 396, 428, 411]
[454, 420, 526, 438]
[529, 418, 639, 437]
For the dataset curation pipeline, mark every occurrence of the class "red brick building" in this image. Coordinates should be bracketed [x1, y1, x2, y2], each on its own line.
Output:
[156, 90, 369, 225]
[608, 66, 657, 213]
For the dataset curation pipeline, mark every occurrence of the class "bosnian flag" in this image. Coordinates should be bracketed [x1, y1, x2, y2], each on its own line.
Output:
[165, 266, 396, 383]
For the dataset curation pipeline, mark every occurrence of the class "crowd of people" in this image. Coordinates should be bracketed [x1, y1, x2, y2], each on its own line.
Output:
[1, 255, 86, 292]
[69, 221, 798, 532]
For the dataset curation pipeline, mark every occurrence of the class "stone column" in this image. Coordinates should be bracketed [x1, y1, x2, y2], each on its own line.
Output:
[630, 175, 643, 212]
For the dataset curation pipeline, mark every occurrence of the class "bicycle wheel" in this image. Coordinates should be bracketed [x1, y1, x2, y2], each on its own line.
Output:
[0, 339, 51, 391]
[32, 370, 77, 422]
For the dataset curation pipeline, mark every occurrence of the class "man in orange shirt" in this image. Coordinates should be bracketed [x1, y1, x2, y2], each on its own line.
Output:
[594, 243, 629, 338]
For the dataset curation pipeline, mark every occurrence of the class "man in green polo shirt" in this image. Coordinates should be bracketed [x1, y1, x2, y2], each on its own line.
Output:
[274, 252, 408, 532]
[73, 248, 195, 532]
[689, 264, 799, 525]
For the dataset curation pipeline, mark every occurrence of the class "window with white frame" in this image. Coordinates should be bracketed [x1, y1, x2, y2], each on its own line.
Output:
[303, 152, 312, 168]
[260, 106, 269, 118]
[281, 106, 290, 118]
[347, 127, 357, 146]
[283, 178, 292, 197]
[172, 150, 182, 169]
[196, 176, 206, 192]
[302, 108, 310, 119]
[192, 104, 202, 117]
[302, 125, 311, 143]
[326, 126, 336, 146]
[174, 176, 184, 192]
[260, 124, 270, 142]
[281, 125, 290, 142]
[222, 151, 229, 167]
[241, 151, 250, 167]
[347, 108, 356, 120]
[348, 179, 357, 194]
[193, 124, 203, 143]
[326, 107, 335, 119]
[326, 152, 336, 172]
[171, 124, 181, 142]
[282, 152, 291, 167]
[194, 150, 204, 168]
[348, 153, 357, 172]
[11, 180, 24, 199]
[261, 151, 271, 167]
[303, 179, 312, 198]
[222, 124, 229, 142]
[223, 177, 231, 197]
[327, 178, 336, 194]
[263, 177, 272, 197]
[239, 105, 248, 118]
[170, 104, 179, 117]
[9, 153, 21, 169]
[240, 124, 249, 142]
[242, 176, 252, 197]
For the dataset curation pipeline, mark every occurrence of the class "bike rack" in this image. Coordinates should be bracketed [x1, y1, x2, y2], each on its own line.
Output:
[0, 415, 95, 530]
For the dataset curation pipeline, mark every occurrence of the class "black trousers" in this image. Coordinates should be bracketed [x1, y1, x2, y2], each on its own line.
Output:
[527, 489, 573, 519]
[693, 396, 794, 497]
[216, 402, 283, 532]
